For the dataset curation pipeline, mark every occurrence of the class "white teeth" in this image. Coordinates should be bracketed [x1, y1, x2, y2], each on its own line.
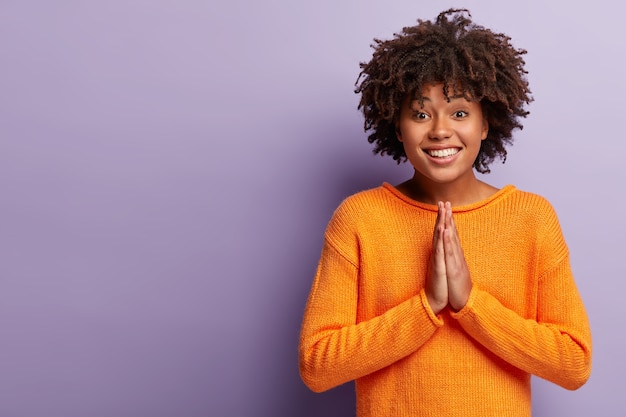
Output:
[427, 148, 459, 158]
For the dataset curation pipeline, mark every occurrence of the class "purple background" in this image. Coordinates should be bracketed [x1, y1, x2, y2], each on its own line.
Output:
[0, 1, 621, 416]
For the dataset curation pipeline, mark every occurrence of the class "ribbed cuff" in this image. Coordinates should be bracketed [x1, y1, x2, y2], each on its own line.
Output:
[419, 289, 445, 326]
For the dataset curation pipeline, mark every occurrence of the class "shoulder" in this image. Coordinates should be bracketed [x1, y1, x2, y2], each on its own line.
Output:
[327, 186, 387, 230]
[501, 187, 558, 220]
[323, 185, 396, 242]
[506, 188, 570, 271]
[334, 186, 390, 215]
[476, 186, 564, 241]
[503, 186, 566, 247]
[505, 186, 551, 207]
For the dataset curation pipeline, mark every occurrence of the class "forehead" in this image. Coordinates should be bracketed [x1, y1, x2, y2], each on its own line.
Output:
[414, 82, 471, 99]
[405, 83, 475, 107]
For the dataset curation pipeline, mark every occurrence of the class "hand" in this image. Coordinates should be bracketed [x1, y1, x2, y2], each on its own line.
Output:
[425, 202, 448, 314]
[441, 202, 472, 312]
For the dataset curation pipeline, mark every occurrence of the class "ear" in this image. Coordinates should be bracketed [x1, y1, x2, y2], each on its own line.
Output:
[395, 122, 403, 142]
[481, 117, 489, 140]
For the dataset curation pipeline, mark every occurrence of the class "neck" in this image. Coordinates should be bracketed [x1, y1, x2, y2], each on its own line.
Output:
[397, 172, 497, 207]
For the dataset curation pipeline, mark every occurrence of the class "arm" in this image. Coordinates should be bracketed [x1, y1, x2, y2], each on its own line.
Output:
[298, 239, 443, 393]
[444, 202, 591, 389]
[451, 266, 592, 390]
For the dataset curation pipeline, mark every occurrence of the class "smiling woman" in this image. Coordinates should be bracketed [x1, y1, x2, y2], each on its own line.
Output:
[298, 8, 591, 417]
[395, 83, 492, 205]
[355, 9, 531, 176]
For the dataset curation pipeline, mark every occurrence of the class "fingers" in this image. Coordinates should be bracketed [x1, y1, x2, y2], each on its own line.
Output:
[432, 201, 445, 246]
[433, 202, 447, 282]
[440, 202, 472, 311]
[442, 202, 462, 262]
[433, 220, 446, 276]
[444, 202, 462, 248]
[426, 202, 448, 314]
[427, 201, 472, 313]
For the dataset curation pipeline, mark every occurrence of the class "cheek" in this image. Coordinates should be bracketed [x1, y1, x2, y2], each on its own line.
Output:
[396, 118, 412, 141]
[397, 122, 425, 144]
[402, 141, 424, 162]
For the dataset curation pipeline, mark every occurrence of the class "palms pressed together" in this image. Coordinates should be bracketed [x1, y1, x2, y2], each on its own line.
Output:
[426, 202, 473, 314]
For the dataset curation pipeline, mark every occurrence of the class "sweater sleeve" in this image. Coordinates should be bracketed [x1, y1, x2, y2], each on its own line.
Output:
[298, 205, 443, 393]
[451, 203, 592, 390]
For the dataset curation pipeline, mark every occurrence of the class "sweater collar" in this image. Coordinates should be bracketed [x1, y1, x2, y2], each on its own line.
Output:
[382, 182, 517, 212]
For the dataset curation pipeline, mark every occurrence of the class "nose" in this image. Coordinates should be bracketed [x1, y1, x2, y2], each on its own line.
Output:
[429, 116, 452, 140]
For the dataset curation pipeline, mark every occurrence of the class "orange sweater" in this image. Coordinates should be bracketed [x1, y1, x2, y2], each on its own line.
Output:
[299, 183, 592, 417]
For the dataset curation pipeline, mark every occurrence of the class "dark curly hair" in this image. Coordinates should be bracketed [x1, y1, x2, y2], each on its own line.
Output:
[355, 8, 532, 173]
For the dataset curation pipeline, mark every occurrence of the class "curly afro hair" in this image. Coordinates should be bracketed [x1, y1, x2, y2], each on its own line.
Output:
[355, 8, 532, 173]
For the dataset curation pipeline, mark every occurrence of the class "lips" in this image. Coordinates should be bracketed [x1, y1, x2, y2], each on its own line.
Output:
[425, 148, 460, 158]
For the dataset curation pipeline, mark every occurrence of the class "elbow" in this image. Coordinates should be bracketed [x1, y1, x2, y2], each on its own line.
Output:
[298, 346, 337, 393]
[300, 369, 329, 393]
[552, 334, 592, 390]
[561, 363, 592, 391]
[541, 364, 590, 391]
[556, 351, 592, 391]
[299, 356, 330, 393]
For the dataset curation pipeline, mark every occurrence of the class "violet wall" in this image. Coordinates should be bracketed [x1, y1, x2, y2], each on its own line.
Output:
[0, 1, 621, 416]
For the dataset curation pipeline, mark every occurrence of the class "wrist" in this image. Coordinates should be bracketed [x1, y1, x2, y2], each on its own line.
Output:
[449, 283, 472, 312]
[426, 294, 447, 315]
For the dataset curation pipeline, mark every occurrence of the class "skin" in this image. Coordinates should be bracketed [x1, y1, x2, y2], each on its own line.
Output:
[428, 201, 473, 313]
[395, 83, 496, 314]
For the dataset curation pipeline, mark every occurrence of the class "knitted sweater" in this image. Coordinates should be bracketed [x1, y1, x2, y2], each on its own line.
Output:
[299, 183, 592, 417]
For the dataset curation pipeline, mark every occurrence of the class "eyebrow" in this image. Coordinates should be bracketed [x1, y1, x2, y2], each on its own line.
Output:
[411, 94, 468, 103]
[409, 95, 470, 109]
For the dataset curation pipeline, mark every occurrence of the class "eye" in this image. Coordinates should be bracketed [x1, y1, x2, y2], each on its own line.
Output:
[411, 111, 430, 121]
[453, 110, 468, 118]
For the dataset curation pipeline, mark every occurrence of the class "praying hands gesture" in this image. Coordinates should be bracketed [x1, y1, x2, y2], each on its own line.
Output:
[425, 202, 473, 314]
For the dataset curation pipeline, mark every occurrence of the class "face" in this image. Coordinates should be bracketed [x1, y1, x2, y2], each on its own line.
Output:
[396, 83, 489, 186]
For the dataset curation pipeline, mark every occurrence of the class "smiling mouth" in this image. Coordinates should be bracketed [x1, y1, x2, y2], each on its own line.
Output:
[426, 148, 460, 158]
